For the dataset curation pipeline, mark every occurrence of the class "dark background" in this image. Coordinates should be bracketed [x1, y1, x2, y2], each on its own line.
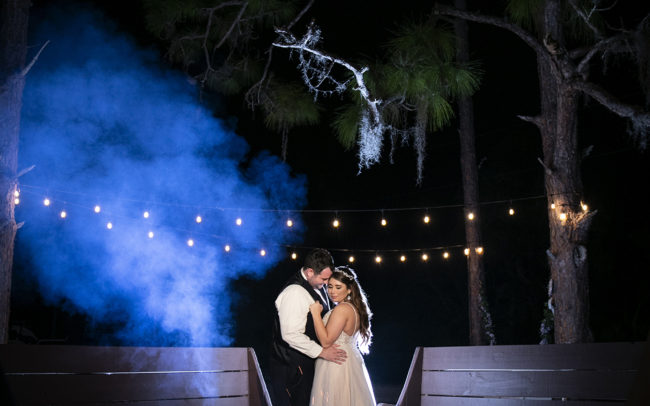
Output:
[10, 0, 650, 402]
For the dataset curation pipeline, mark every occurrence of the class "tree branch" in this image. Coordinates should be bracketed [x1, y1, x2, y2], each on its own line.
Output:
[573, 80, 650, 127]
[567, 0, 603, 40]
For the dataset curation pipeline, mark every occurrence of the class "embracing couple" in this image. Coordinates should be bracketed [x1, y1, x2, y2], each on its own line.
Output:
[270, 248, 376, 406]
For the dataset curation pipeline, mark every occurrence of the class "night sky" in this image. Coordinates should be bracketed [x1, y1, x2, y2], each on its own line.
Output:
[10, 0, 650, 402]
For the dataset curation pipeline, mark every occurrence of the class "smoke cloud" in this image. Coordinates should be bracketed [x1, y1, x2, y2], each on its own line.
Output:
[16, 5, 306, 346]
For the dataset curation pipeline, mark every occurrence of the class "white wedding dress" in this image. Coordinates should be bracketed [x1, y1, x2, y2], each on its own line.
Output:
[310, 303, 376, 406]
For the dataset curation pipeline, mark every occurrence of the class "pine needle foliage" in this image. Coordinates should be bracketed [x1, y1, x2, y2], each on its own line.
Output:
[262, 82, 320, 133]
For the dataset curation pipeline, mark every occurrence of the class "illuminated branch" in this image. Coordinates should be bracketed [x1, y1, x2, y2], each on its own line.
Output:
[272, 23, 386, 168]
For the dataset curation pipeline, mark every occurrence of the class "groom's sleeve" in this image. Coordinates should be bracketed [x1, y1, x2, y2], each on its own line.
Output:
[276, 285, 323, 359]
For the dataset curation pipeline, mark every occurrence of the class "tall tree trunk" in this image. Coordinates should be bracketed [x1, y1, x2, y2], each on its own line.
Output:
[455, 0, 494, 345]
[0, 0, 30, 344]
[538, 0, 594, 343]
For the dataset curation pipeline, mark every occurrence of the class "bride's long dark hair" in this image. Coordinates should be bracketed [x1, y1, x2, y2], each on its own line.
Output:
[331, 266, 373, 354]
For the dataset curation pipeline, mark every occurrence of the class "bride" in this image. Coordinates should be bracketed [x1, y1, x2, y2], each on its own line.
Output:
[308, 266, 376, 406]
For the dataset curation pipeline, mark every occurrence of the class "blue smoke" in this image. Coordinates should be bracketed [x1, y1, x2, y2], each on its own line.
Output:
[16, 5, 306, 346]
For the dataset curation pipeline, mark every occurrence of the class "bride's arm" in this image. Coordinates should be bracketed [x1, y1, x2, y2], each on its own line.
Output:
[309, 303, 348, 348]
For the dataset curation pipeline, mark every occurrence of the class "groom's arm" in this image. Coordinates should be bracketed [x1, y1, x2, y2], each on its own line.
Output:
[276, 285, 323, 359]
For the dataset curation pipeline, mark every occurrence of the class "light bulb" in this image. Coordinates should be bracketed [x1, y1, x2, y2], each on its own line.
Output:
[581, 202, 588, 212]
[400, 255, 406, 262]
[143, 211, 150, 218]
[286, 219, 294, 227]
[224, 244, 231, 252]
[421, 253, 428, 261]
[423, 215, 430, 224]
[43, 198, 51, 206]
[94, 205, 101, 213]
[14, 198, 19, 205]
[443, 251, 450, 259]
[187, 239, 194, 247]
[509, 208, 515, 216]
[467, 212, 475, 220]
[195, 215, 202, 223]
[60, 210, 67, 219]
[148, 231, 154, 239]
[381, 218, 387, 226]
[348, 256, 355, 263]
[13, 190, 19, 197]
[332, 219, 340, 228]
[475, 247, 484, 255]
[464, 248, 470, 256]
[559, 213, 567, 221]
[106, 222, 113, 229]
[236, 217, 242, 226]
[375, 255, 382, 263]
[291, 252, 297, 260]
[551, 203, 556, 210]
[260, 249, 266, 256]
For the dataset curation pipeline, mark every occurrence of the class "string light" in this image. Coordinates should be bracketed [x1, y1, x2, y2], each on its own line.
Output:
[467, 212, 475, 220]
[291, 252, 297, 260]
[509, 208, 515, 216]
[348, 255, 355, 263]
[143, 211, 150, 219]
[195, 215, 202, 223]
[423, 215, 430, 224]
[60, 210, 67, 219]
[106, 222, 113, 229]
[187, 239, 194, 247]
[551, 203, 556, 209]
[260, 249, 266, 256]
[475, 247, 484, 255]
[559, 212, 567, 221]
[224, 244, 231, 252]
[421, 253, 428, 261]
[374, 255, 382, 263]
[443, 251, 450, 259]
[14, 190, 20, 198]
[148, 231, 154, 239]
[14, 198, 20, 205]
[381, 218, 387, 227]
[400, 255, 406, 262]
[43, 198, 51, 206]
[332, 218, 340, 228]
[464, 248, 470, 256]
[286, 219, 294, 227]
[236, 217, 242, 226]
[581, 202, 588, 212]
[94, 205, 101, 213]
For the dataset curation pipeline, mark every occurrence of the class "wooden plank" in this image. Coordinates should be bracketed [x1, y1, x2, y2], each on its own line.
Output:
[422, 342, 645, 371]
[395, 347, 423, 406]
[247, 348, 271, 406]
[6, 371, 248, 404]
[61, 398, 250, 406]
[0, 345, 249, 374]
[421, 396, 624, 406]
[421, 370, 637, 400]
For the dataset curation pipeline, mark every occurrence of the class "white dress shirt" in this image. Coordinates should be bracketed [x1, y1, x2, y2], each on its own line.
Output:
[275, 269, 324, 359]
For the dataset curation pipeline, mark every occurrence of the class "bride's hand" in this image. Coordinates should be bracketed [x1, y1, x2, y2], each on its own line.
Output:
[309, 301, 323, 315]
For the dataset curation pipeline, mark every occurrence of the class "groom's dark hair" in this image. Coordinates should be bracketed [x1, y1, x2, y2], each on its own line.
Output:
[304, 248, 334, 274]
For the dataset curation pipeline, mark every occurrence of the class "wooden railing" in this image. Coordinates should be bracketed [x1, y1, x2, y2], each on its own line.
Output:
[0, 345, 271, 406]
[392, 341, 649, 406]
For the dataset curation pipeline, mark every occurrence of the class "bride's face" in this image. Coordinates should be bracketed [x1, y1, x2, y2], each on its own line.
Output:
[327, 277, 351, 303]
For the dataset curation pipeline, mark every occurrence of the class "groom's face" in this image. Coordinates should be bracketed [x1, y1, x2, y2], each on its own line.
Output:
[305, 267, 332, 290]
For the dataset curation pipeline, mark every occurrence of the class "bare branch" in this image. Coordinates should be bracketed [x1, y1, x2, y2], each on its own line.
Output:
[575, 33, 626, 75]
[21, 40, 50, 77]
[537, 157, 553, 175]
[518, 114, 543, 129]
[567, 0, 603, 39]
[215, 2, 249, 49]
[573, 80, 650, 127]
[16, 165, 35, 178]
[244, 0, 315, 108]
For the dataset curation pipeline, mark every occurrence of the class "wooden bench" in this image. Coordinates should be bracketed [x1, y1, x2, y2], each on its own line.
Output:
[0, 345, 271, 405]
[392, 341, 649, 406]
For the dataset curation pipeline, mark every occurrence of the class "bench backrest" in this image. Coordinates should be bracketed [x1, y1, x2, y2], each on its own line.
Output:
[396, 342, 647, 406]
[0, 345, 271, 406]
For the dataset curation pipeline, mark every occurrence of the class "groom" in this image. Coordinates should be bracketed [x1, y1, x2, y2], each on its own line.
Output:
[270, 248, 347, 406]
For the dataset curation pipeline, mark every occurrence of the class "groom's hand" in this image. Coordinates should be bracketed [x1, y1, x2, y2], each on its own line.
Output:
[319, 344, 347, 364]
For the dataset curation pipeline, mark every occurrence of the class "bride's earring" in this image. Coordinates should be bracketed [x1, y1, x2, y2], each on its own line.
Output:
[346, 295, 351, 301]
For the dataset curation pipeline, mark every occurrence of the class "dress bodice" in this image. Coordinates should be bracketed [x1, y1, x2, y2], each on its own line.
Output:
[323, 302, 359, 347]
